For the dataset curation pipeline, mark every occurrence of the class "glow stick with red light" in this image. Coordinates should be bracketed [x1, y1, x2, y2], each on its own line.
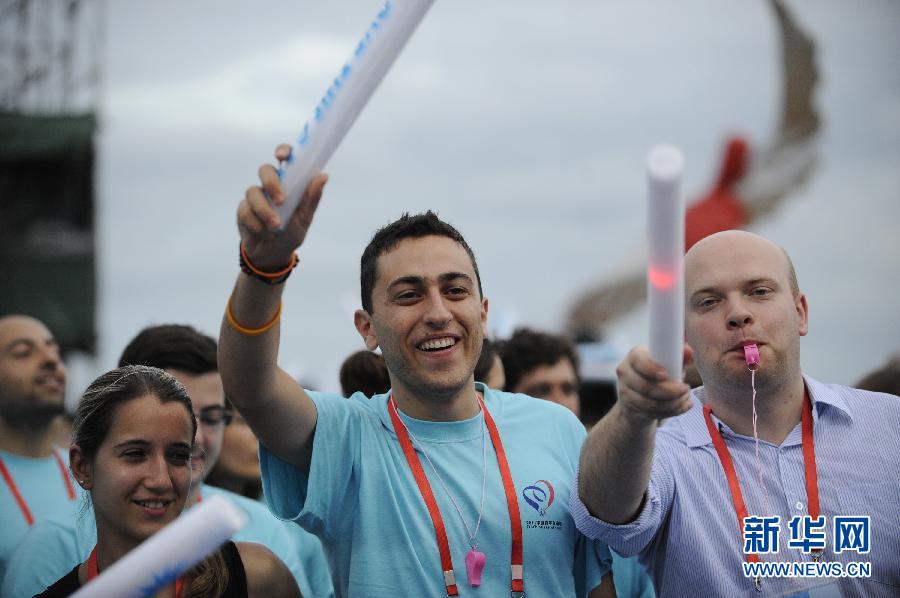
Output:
[273, 0, 436, 227]
[646, 145, 686, 380]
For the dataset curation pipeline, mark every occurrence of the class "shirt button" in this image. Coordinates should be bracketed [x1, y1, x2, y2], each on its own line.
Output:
[795, 501, 804, 510]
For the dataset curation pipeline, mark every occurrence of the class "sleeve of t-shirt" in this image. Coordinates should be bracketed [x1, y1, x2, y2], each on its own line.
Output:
[610, 549, 655, 598]
[260, 390, 362, 542]
[0, 517, 85, 598]
[574, 537, 613, 597]
[570, 445, 676, 557]
[270, 520, 314, 597]
[290, 525, 335, 598]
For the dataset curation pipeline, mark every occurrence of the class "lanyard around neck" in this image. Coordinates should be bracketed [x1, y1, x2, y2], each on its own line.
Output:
[703, 392, 821, 566]
[0, 448, 76, 526]
[88, 545, 185, 597]
[388, 394, 524, 596]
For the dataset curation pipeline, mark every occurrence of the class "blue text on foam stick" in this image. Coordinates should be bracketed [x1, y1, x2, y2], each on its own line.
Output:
[296, 2, 394, 150]
[274, 0, 435, 227]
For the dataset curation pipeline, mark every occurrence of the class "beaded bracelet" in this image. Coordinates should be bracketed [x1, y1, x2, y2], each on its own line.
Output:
[225, 297, 282, 336]
[239, 242, 298, 285]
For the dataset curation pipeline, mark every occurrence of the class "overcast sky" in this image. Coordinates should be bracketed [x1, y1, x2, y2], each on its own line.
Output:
[69, 0, 900, 398]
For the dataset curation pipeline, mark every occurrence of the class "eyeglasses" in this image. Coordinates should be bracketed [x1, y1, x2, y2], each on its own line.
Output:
[198, 406, 233, 427]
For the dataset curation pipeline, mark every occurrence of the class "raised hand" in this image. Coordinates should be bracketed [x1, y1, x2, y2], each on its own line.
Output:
[237, 144, 329, 270]
[615, 345, 694, 425]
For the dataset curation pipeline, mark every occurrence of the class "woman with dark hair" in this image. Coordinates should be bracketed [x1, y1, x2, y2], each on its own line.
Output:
[37, 365, 300, 597]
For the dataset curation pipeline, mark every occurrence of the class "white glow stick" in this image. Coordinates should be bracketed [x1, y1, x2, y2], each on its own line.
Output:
[274, 0, 436, 226]
[72, 494, 246, 598]
[646, 145, 685, 381]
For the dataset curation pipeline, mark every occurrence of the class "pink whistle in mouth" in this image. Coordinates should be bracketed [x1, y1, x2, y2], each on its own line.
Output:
[743, 344, 760, 368]
[465, 548, 486, 587]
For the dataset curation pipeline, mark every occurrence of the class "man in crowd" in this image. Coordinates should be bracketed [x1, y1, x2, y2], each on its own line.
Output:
[573, 230, 900, 596]
[2, 324, 332, 598]
[0, 315, 77, 578]
[498, 327, 582, 417]
[218, 149, 613, 596]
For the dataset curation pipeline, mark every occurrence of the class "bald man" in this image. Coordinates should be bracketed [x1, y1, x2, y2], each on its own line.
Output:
[571, 231, 900, 596]
[0, 315, 77, 578]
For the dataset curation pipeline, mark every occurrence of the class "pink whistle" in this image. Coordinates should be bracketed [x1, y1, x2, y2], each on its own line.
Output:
[743, 344, 760, 368]
[465, 548, 486, 587]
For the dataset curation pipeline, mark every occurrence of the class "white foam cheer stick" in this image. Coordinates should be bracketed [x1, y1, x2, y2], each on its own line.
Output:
[274, 0, 436, 226]
[646, 145, 686, 381]
[71, 494, 247, 598]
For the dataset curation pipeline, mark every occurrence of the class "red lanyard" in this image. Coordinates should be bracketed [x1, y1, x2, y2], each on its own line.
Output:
[0, 449, 76, 526]
[703, 392, 820, 566]
[88, 545, 185, 597]
[388, 394, 524, 596]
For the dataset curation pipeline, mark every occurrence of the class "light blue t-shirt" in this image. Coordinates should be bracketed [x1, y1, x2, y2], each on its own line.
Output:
[260, 384, 612, 597]
[0, 448, 80, 582]
[611, 550, 656, 598]
[286, 524, 336, 598]
[0, 483, 324, 597]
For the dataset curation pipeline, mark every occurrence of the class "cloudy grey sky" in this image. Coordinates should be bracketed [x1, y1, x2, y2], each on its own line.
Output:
[75, 0, 900, 397]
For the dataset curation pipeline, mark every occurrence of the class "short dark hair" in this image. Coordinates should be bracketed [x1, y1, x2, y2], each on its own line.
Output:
[855, 356, 900, 395]
[73, 365, 197, 464]
[359, 211, 483, 313]
[474, 337, 498, 382]
[118, 324, 217, 374]
[339, 350, 391, 397]
[497, 327, 580, 392]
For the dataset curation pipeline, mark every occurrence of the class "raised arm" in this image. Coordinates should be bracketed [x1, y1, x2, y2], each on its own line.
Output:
[578, 345, 693, 524]
[219, 144, 328, 473]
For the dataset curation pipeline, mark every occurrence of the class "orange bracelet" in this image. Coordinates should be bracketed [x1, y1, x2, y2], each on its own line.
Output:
[239, 242, 298, 284]
[225, 297, 282, 336]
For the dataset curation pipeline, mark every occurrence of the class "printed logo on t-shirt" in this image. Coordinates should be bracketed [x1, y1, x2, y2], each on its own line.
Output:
[522, 479, 562, 530]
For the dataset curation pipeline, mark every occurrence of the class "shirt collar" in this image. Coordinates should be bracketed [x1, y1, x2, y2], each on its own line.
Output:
[375, 384, 491, 443]
[804, 373, 854, 423]
[681, 387, 715, 448]
[680, 374, 853, 449]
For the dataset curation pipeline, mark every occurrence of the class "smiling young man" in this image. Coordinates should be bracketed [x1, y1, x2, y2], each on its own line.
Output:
[0, 315, 77, 579]
[572, 230, 900, 596]
[217, 147, 613, 597]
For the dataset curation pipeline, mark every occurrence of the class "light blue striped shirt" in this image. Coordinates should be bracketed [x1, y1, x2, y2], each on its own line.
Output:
[572, 376, 900, 597]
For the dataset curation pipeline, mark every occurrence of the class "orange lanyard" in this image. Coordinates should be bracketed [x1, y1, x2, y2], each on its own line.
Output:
[0, 449, 76, 525]
[88, 545, 185, 597]
[388, 395, 524, 596]
[703, 392, 821, 567]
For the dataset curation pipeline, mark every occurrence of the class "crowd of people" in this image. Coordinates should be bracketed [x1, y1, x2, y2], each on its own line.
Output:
[1, 149, 897, 597]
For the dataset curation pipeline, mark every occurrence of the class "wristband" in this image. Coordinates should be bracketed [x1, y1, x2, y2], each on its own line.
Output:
[225, 297, 282, 336]
[239, 242, 298, 285]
